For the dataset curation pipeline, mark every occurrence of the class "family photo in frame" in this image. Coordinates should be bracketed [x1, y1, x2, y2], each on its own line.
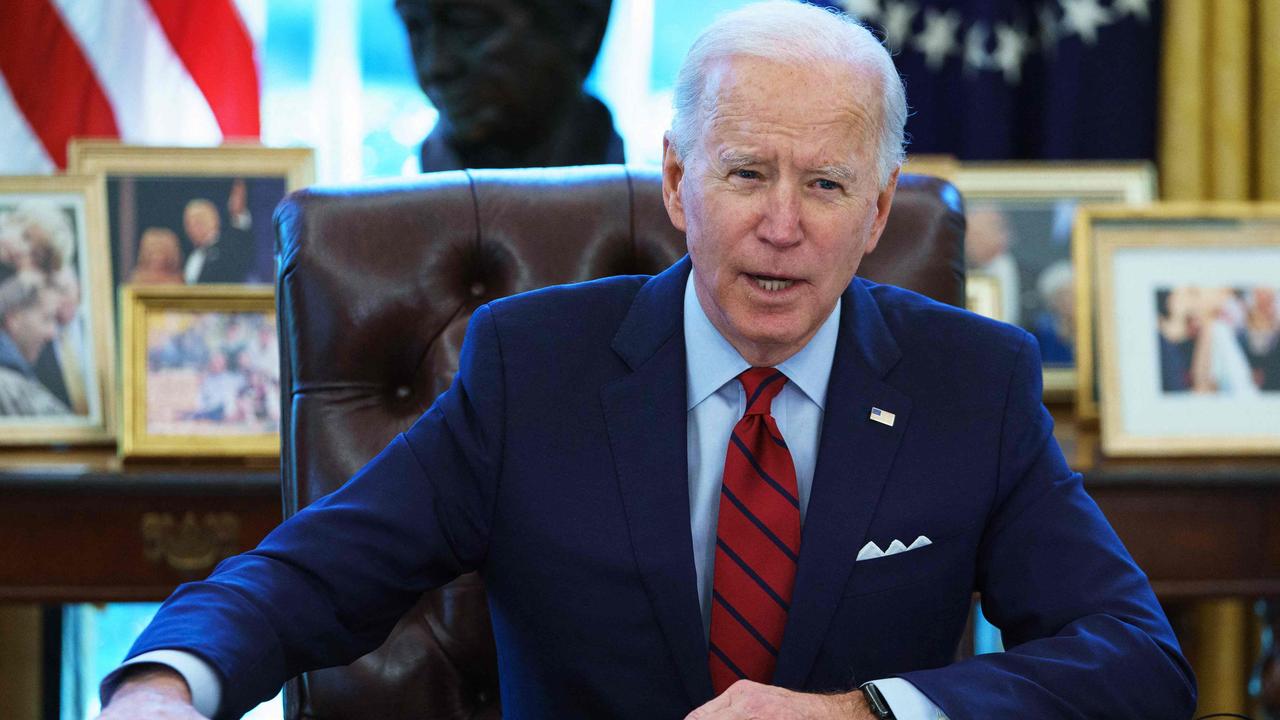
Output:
[67, 141, 313, 296]
[0, 175, 115, 444]
[121, 284, 279, 459]
[1088, 206, 1280, 456]
[953, 161, 1156, 400]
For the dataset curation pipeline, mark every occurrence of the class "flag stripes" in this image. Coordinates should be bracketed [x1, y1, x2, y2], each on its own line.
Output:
[0, 0, 260, 171]
[0, 0, 120, 168]
[146, 0, 260, 138]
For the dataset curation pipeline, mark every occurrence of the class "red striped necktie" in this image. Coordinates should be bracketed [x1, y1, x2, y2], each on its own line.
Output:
[708, 367, 801, 694]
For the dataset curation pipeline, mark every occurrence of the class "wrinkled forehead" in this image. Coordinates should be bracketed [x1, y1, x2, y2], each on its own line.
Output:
[698, 56, 881, 159]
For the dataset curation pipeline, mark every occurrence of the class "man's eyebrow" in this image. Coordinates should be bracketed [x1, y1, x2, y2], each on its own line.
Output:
[812, 165, 858, 183]
[716, 149, 762, 167]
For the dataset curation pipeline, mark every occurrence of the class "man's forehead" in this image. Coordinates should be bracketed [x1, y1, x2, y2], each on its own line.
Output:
[698, 69, 876, 169]
[699, 56, 877, 137]
[703, 54, 875, 108]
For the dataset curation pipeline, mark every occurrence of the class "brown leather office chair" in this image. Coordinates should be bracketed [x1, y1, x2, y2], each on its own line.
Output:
[274, 165, 965, 720]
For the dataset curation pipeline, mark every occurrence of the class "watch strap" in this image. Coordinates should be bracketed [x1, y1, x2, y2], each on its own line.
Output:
[860, 682, 897, 720]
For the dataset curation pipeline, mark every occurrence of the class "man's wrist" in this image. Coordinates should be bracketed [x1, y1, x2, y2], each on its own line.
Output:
[110, 664, 193, 704]
[844, 688, 879, 719]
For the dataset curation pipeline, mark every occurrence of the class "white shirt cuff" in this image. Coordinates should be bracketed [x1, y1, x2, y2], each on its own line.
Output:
[870, 677, 949, 720]
[101, 649, 221, 718]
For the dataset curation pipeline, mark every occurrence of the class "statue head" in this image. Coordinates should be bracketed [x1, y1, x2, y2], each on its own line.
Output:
[395, 0, 613, 149]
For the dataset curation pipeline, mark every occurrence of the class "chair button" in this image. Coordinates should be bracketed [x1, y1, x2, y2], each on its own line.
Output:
[394, 386, 411, 400]
[469, 282, 485, 298]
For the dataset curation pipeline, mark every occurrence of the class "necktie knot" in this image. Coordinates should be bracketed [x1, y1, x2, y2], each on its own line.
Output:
[738, 367, 787, 416]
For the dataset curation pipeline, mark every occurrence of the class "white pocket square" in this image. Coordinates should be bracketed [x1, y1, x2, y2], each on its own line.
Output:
[857, 535, 932, 561]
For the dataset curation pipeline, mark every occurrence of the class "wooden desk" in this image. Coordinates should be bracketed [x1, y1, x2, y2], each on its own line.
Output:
[0, 450, 280, 602]
[0, 426, 1278, 602]
[0, 428, 1274, 715]
[1053, 412, 1280, 599]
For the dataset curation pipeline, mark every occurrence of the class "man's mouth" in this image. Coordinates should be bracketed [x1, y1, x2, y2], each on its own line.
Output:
[750, 274, 796, 292]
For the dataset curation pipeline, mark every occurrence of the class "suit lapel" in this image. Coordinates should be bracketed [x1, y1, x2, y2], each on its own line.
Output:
[601, 257, 714, 706]
[774, 279, 912, 689]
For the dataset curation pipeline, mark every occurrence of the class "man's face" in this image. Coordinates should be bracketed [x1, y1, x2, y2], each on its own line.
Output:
[396, 0, 581, 145]
[662, 56, 897, 365]
[5, 287, 59, 364]
[52, 271, 79, 326]
[184, 205, 220, 248]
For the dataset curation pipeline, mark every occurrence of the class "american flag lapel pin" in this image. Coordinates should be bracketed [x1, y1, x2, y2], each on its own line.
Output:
[869, 407, 895, 427]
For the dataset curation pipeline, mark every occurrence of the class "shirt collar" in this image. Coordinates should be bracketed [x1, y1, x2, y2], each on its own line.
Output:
[683, 272, 840, 411]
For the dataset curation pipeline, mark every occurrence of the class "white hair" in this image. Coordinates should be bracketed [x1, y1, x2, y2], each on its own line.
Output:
[10, 200, 75, 271]
[1036, 260, 1074, 301]
[668, 0, 907, 188]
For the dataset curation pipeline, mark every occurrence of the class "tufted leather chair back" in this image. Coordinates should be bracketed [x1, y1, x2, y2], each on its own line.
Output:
[274, 165, 965, 720]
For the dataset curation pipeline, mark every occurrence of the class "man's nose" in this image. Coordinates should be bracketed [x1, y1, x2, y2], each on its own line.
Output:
[755, 184, 802, 247]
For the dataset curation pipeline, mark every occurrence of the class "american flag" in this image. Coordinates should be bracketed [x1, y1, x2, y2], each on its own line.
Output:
[806, 0, 1160, 160]
[0, 0, 262, 172]
[870, 406, 896, 426]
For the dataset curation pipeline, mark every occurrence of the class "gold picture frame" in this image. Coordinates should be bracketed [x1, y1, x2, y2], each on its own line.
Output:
[955, 161, 1156, 404]
[66, 140, 313, 298]
[1085, 204, 1280, 456]
[965, 273, 1004, 322]
[903, 154, 959, 181]
[121, 284, 279, 459]
[0, 175, 116, 444]
[67, 141, 315, 190]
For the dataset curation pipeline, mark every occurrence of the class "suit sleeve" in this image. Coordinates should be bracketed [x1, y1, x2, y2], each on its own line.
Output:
[896, 333, 1197, 719]
[119, 304, 507, 720]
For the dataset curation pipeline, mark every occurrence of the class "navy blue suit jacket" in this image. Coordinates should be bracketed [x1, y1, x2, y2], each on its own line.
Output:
[128, 258, 1195, 719]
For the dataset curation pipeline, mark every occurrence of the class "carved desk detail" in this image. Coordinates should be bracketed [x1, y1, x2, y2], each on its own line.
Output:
[141, 512, 241, 573]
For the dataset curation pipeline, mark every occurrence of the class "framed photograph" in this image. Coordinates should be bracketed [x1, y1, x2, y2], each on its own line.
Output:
[66, 141, 313, 297]
[0, 175, 115, 444]
[903, 154, 958, 181]
[965, 273, 1004, 322]
[121, 284, 279, 458]
[954, 161, 1156, 403]
[1088, 205, 1280, 456]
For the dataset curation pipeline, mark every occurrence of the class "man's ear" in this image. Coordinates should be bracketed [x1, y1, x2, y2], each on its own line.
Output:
[662, 134, 688, 232]
[863, 165, 899, 255]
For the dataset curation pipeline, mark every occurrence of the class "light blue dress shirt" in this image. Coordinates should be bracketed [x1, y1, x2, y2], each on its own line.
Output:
[107, 276, 947, 720]
[683, 275, 947, 720]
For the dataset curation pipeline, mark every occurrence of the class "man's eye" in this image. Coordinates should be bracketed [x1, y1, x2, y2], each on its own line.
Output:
[732, 169, 760, 180]
[814, 178, 842, 191]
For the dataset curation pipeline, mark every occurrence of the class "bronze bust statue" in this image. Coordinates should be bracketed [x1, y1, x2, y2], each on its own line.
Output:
[396, 0, 624, 171]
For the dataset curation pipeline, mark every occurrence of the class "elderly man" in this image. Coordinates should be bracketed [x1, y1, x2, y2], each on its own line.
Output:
[182, 199, 253, 284]
[98, 3, 1194, 719]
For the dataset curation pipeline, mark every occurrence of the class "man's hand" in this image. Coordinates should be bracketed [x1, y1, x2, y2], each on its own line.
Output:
[685, 680, 876, 719]
[95, 666, 205, 719]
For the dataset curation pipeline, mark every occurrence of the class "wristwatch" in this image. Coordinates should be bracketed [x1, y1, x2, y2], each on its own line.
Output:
[859, 682, 897, 719]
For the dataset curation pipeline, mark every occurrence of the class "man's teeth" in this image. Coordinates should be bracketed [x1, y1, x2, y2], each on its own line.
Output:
[753, 275, 794, 292]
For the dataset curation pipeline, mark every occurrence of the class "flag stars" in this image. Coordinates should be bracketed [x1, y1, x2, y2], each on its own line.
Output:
[992, 24, 1030, 84]
[1038, 3, 1061, 58]
[1112, 0, 1151, 22]
[1059, 0, 1111, 45]
[880, 1, 918, 52]
[962, 22, 992, 76]
[914, 8, 961, 70]
[839, 0, 881, 22]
